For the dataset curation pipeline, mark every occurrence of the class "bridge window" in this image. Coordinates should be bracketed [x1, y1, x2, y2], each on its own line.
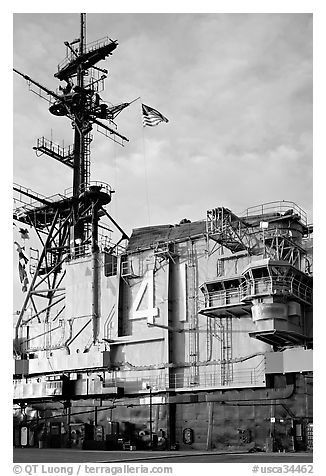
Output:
[252, 267, 269, 279]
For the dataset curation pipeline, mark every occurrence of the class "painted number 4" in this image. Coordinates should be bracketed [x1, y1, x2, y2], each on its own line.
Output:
[132, 270, 158, 324]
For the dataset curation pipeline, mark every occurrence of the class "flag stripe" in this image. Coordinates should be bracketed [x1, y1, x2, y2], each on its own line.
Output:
[142, 103, 169, 127]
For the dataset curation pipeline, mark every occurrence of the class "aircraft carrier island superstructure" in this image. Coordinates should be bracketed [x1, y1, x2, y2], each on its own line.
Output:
[13, 14, 313, 452]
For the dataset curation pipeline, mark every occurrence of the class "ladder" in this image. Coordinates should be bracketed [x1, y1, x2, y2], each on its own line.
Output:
[220, 316, 233, 385]
[187, 241, 199, 385]
[83, 133, 92, 190]
[80, 133, 93, 243]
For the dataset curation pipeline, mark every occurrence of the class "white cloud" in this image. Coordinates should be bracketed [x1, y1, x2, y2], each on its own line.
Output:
[13, 13, 312, 227]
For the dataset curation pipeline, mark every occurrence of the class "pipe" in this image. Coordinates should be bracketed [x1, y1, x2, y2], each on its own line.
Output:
[206, 401, 213, 450]
[149, 387, 153, 448]
[91, 201, 100, 343]
[63, 320, 74, 355]
[30, 287, 65, 295]
[91, 251, 100, 343]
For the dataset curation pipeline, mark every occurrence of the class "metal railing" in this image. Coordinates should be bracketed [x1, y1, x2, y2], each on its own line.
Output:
[14, 183, 48, 205]
[86, 36, 115, 54]
[64, 181, 112, 198]
[240, 201, 307, 226]
[201, 274, 312, 310]
[13, 358, 267, 399]
[13, 183, 66, 216]
[57, 37, 115, 71]
[35, 137, 74, 159]
[70, 244, 92, 259]
[102, 359, 266, 393]
[67, 239, 126, 262]
[202, 288, 245, 308]
[240, 276, 312, 304]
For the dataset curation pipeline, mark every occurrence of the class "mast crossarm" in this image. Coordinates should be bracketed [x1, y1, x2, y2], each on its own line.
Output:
[13, 68, 62, 102]
[93, 118, 129, 143]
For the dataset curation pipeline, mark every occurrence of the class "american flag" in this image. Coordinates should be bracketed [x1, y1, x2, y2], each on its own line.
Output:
[142, 104, 169, 127]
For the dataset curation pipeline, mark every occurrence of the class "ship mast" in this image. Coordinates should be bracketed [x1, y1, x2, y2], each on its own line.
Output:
[73, 13, 89, 245]
[73, 12, 86, 197]
[13, 13, 130, 350]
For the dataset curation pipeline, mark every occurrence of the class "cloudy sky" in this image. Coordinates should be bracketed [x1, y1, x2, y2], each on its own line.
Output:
[13, 12, 313, 234]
